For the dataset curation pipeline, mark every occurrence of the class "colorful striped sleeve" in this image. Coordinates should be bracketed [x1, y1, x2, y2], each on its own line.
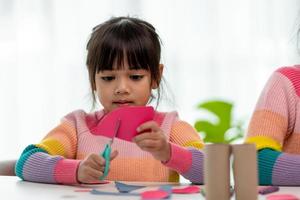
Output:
[163, 120, 204, 184]
[15, 121, 80, 184]
[245, 66, 300, 185]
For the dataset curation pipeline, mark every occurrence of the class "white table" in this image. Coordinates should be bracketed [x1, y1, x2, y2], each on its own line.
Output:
[1, 176, 300, 200]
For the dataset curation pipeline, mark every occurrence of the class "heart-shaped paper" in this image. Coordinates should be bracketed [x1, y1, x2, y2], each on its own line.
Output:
[92, 106, 155, 141]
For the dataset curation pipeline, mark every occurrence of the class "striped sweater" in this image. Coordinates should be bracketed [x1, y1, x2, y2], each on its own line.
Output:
[15, 109, 204, 184]
[246, 65, 300, 185]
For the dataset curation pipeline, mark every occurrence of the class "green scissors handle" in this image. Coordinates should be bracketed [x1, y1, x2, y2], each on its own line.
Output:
[100, 143, 111, 180]
[99, 119, 120, 180]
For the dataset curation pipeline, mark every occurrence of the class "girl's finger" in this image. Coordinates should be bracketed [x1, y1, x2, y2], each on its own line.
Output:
[137, 121, 159, 133]
[90, 154, 105, 166]
[86, 156, 105, 170]
[89, 161, 105, 171]
[140, 146, 157, 152]
[136, 139, 158, 149]
[86, 167, 103, 180]
[110, 150, 118, 161]
[134, 131, 160, 143]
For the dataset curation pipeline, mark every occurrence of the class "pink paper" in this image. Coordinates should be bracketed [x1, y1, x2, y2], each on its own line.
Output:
[267, 194, 299, 200]
[141, 190, 169, 199]
[172, 186, 200, 194]
[92, 106, 154, 141]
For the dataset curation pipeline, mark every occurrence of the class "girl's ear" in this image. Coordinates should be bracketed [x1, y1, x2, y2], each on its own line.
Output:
[152, 64, 164, 89]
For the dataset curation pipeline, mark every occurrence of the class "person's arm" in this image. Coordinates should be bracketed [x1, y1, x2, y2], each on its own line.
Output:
[15, 120, 80, 184]
[163, 120, 204, 184]
[0, 160, 16, 176]
[245, 66, 300, 185]
[256, 148, 300, 185]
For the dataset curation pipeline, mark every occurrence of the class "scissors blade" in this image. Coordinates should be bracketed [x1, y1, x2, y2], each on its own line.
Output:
[110, 118, 121, 145]
[100, 119, 121, 180]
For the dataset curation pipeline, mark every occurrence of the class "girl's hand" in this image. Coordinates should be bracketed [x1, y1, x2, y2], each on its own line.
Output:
[133, 121, 171, 162]
[77, 150, 118, 183]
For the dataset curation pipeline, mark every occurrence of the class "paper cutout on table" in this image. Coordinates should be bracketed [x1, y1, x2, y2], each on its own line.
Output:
[258, 186, 279, 195]
[172, 185, 200, 194]
[141, 190, 170, 200]
[266, 194, 299, 200]
[90, 189, 140, 196]
[140, 185, 173, 200]
[91, 106, 155, 141]
[159, 185, 172, 199]
[115, 181, 146, 193]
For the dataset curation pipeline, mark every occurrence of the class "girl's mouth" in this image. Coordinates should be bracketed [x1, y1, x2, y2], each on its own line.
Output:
[113, 101, 133, 106]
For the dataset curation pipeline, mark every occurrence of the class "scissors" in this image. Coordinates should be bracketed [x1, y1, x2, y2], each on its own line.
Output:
[99, 119, 121, 180]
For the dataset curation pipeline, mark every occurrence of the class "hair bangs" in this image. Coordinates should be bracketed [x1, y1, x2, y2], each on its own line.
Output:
[125, 38, 152, 71]
[95, 22, 154, 72]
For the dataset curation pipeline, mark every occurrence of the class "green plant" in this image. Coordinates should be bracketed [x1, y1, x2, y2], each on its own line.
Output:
[194, 100, 244, 144]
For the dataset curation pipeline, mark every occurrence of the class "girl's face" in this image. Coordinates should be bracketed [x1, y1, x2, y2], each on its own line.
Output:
[95, 61, 157, 113]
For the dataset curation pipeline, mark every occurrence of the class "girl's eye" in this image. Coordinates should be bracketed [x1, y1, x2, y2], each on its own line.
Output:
[130, 75, 144, 81]
[101, 76, 115, 81]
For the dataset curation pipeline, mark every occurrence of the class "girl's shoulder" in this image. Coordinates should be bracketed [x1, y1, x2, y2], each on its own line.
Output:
[154, 110, 179, 126]
[275, 65, 300, 77]
[60, 109, 104, 126]
[273, 65, 300, 91]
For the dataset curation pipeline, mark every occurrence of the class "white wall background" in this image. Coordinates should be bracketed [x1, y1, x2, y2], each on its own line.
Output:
[1, 0, 300, 160]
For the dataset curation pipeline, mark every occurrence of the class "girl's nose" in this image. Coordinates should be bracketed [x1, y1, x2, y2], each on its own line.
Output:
[114, 79, 130, 95]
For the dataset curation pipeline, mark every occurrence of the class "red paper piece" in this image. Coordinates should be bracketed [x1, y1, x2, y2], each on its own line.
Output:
[172, 186, 200, 194]
[141, 190, 169, 199]
[92, 106, 154, 141]
[267, 194, 299, 200]
[258, 186, 279, 195]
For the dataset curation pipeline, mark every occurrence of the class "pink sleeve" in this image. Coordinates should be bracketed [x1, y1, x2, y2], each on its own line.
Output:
[163, 143, 192, 173]
[54, 159, 81, 184]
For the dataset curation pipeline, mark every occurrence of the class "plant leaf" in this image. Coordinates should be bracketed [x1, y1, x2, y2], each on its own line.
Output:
[194, 100, 244, 144]
[197, 100, 232, 126]
[194, 120, 225, 143]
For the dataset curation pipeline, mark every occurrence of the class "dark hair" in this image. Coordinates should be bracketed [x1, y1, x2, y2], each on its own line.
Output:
[86, 16, 163, 108]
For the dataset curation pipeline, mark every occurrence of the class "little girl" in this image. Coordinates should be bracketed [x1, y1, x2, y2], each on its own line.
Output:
[15, 16, 204, 184]
[246, 65, 300, 185]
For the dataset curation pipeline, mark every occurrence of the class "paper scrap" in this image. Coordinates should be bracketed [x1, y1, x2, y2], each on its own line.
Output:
[141, 190, 170, 200]
[172, 185, 200, 194]
[266, 194, 299, 200]
[115, 181, 146, 193]
[159, 185, 172, 199]
[258, 186, 279, 195]
[91, 189, 140, 196]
